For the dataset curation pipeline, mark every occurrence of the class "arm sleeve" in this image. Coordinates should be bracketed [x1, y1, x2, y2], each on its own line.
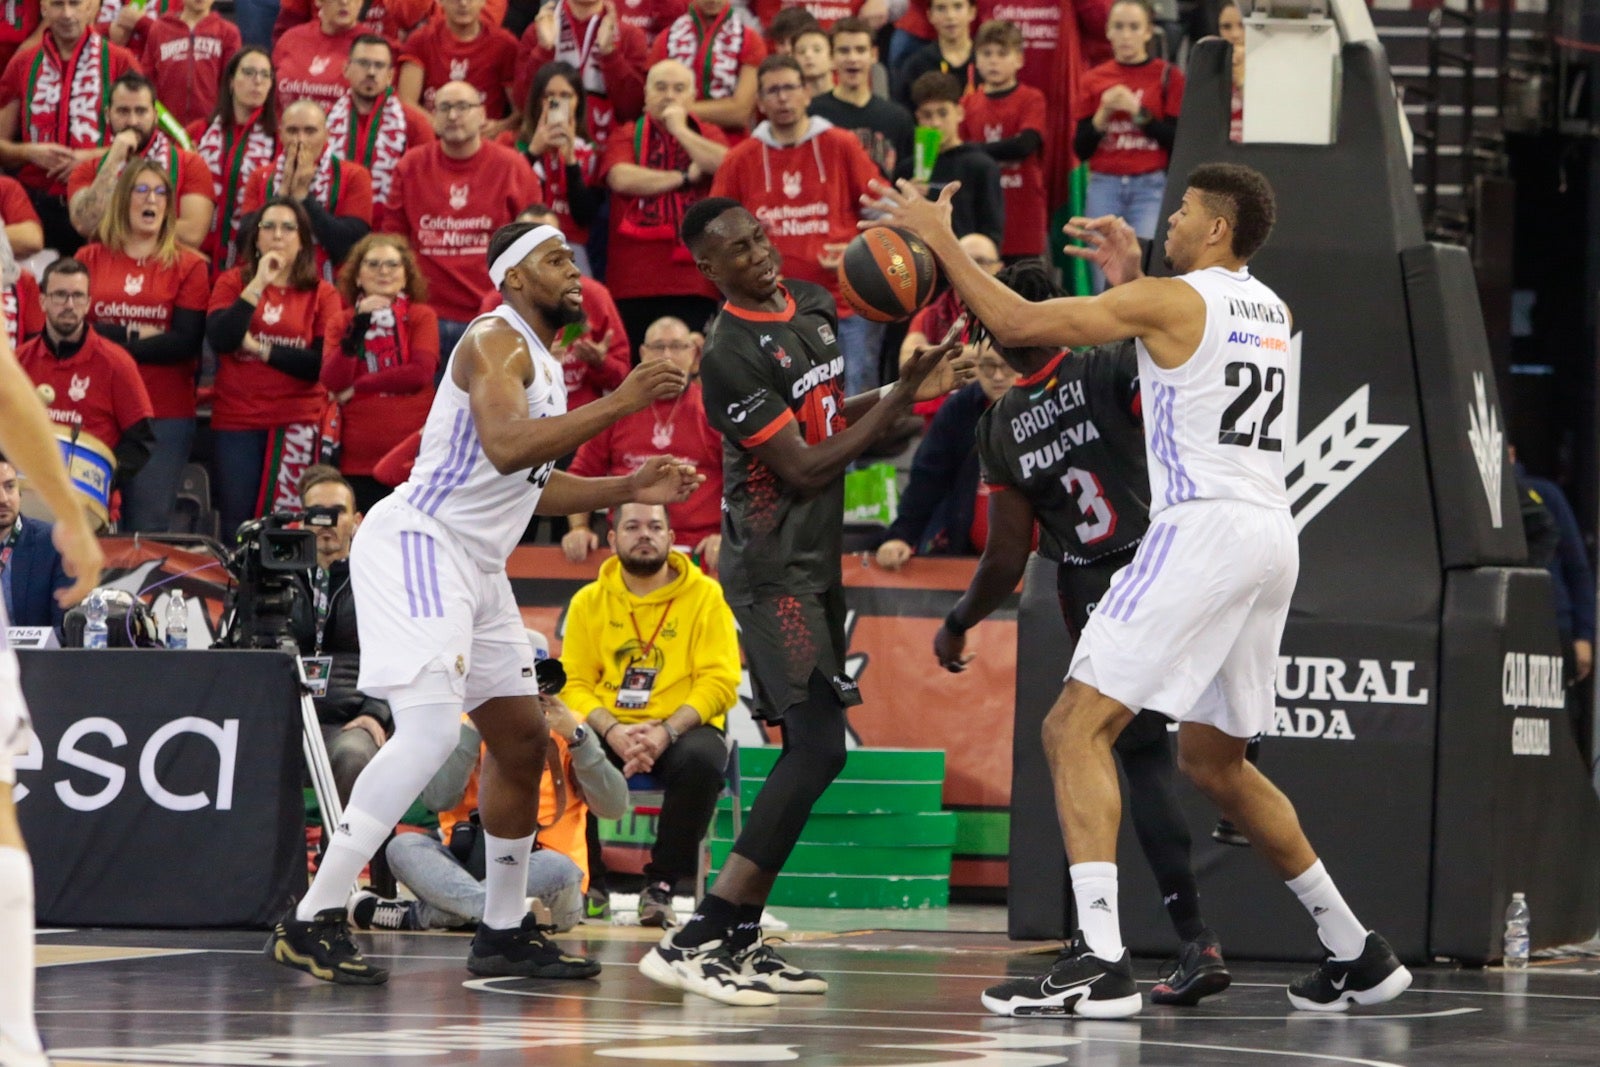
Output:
[1146, 117, 1178, 153]
[563, 160, 602, 227]
[207, 299, 255, 351]
[681, 597, 741, 725]
[567, 736, 628, 819]
[980, 129, 1043, 162]
[974, 157, 1004, 247]
[303, 194, 371, 269]
[116, 307, 206, 366]
[265, 342, 323, 382]
[114, 417, 155, 480]
[1073, 116, 1103, 164]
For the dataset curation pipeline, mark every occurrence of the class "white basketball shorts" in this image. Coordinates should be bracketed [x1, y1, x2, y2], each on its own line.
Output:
[352, 495, 538, 713]
[1068, 499, 1298, 738]
[0, 646, 32, 787]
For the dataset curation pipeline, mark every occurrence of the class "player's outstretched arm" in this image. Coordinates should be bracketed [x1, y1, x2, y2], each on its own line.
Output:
[749, 337, 961, 497]
[535, 457, 704, 516]
[466, 321, 687, 474]
[934, 487, 1036, 672]
[0, 331, 103, 606]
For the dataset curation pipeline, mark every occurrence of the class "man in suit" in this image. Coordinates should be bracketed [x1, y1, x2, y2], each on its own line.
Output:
[0, 456, 71, 633]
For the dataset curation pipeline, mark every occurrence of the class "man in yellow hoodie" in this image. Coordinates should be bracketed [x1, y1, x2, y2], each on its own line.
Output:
[561, 500, 741, 928]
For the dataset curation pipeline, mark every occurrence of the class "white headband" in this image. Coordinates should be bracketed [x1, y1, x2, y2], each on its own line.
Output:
[488, 225, 568, 287]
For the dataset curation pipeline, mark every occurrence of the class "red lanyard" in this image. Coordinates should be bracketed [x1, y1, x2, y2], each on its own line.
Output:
[627, 599, 674, 660]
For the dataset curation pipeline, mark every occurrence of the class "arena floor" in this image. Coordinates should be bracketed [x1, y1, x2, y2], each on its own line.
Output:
[31, 907, 1600, 1067]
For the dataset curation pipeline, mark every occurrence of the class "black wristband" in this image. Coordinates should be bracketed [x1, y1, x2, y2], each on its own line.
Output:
[943, 610, 969, 637]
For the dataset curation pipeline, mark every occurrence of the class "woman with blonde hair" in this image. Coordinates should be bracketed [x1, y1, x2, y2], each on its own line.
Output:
[321, 233, 439, 511]
[76, 159, 211, 532]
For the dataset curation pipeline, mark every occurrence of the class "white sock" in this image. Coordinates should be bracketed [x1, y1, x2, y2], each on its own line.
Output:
[297, 809, 393, 921]
[481, 831, 537, 930]
[1286, 859, 1368, 960]
[1070, 861, 1124, 961]
[0, 847, 44, 1054]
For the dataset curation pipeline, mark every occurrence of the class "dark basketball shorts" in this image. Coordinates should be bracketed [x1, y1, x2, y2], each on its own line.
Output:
[733, 587, 862, 723]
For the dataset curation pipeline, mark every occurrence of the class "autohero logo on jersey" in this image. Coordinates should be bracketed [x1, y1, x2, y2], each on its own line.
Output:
[11, 715, 239, 812]
[1503, 651, 1561, 757]
[1267, 656, 1430, 741]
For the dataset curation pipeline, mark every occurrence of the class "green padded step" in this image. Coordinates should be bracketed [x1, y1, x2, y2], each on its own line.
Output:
[712, 810, 956, 847]
[719, 779, 943, 815]
[709, 840, 952, 876]
[707, 867, 950, 909]
[735, 746, 944, 781]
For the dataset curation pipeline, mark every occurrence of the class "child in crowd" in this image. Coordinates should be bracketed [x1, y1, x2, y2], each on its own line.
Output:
[893, 0, 973, 108]
[894, 70, 1001, 247]
[960, 18, 1046, 263]
[791, 23, 834, 96]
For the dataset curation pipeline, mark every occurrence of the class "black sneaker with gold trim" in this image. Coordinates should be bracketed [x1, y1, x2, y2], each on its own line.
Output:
[265, 907, 389, 985]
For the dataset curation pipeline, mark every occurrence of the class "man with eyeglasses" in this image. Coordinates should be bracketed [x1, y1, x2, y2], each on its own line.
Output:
[0, 0, 144, 255]
[564, 315, 724, 571]
[384, 81, 542, 361]
[273, 0, 368, 110]
[16, 258, 155, 502]
[710, 54, 885, 397]
[397, 0, 520, 136]
[327, 36, 435, 229]
[67, 72, 217, 250]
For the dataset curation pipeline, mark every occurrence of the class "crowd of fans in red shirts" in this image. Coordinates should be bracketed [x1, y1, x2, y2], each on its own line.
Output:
[0, 0, 1217, 563]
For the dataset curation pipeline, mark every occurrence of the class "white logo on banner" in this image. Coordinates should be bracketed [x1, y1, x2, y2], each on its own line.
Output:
[12, 716, 239, 809]
[1282, 332, 1409, 531]
[1468, 371, 1504, 528]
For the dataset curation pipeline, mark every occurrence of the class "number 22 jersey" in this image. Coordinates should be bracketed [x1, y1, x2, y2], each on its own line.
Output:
[1136, 266, 1293, 517]
[700, 281, 849, 606]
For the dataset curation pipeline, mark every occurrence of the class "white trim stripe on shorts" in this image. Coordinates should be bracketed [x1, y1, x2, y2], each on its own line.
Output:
[408, 409, 481, 517]
[401, 530, 445, 618]
[1101, 521, 1177, 622]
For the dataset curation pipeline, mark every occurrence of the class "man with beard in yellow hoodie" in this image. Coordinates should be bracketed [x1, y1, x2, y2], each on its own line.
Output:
[561, 499, 741, 928]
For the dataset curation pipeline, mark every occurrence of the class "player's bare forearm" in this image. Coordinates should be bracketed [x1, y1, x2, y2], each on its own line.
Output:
[0, 345, 82, 518]
[753, 391, 914, 496]
[480, 392, 631, 473]
[534, 470, 634, 516]
[949, 492, 1033, 629]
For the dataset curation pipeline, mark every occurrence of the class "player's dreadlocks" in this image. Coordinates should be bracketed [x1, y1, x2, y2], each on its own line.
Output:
[971, 259, 1065, 360]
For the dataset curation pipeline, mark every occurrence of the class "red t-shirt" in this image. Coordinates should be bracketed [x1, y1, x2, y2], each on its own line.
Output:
[92, 0, 176, 55]
[66, 141, 215, 215]
[568, 381, 723, 546]
[501, 134, 600, 246]
[139, 12, 242, 129]
[240, 155, 375, 279]
[599, 117, 724, 302]
[960, 83, 1048, 257]
[0, 0, 41, 80]
[320, 302, 439, 475]
[0, 34, 142, 193]
[1077, 57, 1184, 177]
[208, 268, 343, 429]
[614, 0, 685, 41]
[649, 7, 766, 142]
[401, 17, 520, 119]
[2, 271, 43, 352]
[17, 330, 153, 449]
[381, 140, 543, 322]
[710, 124, 881, 311]
[513, 7, 649, 153]
[476, 275, 630, 411]
[273, 0, 437, 44]
[751, 0, 861, 30]
[76, 242, 210, 419]
[977, 0, 1106, 209]
[272, 22, 368, 111]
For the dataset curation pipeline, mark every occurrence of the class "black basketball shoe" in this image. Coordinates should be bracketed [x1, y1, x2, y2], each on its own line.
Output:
[265, 907, 389, 985]
[1287, 932, 1412, 1012]
[467, 915, 602, 979]
[1150, 931, 1232, 1006]
[981, 934, 1142, 1018]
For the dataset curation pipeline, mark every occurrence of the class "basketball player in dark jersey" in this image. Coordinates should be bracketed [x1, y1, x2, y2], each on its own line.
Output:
[934, 256, 1230, 1006]
[638, 197, 962, 1006]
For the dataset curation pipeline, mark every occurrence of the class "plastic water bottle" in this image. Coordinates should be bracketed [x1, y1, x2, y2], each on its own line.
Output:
[83, 590, 108, 649]
[1503, 892, 1530, 970]
[165, 591, 188, 650]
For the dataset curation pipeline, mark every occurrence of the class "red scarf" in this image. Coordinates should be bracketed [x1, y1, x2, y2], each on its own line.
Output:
[196, 110, 277, 262]
[326, 89, 409, 207]
[361, 296, 410, 373]
[618, 116, 698, 244]
[662, 4, 744, 101]
[23, 31, 110, 152]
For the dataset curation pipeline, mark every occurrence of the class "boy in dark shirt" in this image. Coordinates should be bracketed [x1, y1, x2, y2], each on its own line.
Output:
[893, 0, 975, 108]
[894, 71, 1003, 246]
[808, 16, 914, 178]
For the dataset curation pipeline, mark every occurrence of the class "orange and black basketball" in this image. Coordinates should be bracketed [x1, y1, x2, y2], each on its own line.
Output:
[838, 226, 939, 323]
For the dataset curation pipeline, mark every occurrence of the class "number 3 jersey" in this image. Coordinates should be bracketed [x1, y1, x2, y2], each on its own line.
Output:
[1136, 266, 1293, 518]
[700, 281, 849, 606]
[978, 342, 1152, 565]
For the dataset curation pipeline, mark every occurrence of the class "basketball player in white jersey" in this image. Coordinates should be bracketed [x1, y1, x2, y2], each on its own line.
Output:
[0, 327, 104, 1067]
[870, 163, 1412, 1017]
[267, 221, 702, 986]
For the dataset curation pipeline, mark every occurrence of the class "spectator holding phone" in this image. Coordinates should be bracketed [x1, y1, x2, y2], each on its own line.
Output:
[506, 61, 604, 261]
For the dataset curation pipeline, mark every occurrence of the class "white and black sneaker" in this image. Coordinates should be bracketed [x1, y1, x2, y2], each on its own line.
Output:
[1288, 931, 1412, 1012]
[639, 931, 779, 1006]
[348, 890, 420, 931]
[735, 938, 828, 994]
[981, 933, 1142, 1018]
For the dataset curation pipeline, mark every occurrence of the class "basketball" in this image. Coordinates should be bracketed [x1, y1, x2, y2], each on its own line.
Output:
[838, 226, 939, 323]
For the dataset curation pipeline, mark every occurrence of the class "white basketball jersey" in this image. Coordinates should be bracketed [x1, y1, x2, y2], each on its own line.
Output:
[398, 305, 567, 570]
[1135, 266, 1293, 518]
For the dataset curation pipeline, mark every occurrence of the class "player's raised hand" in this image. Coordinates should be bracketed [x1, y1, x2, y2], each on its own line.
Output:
[859, 178, 960, 247]
[614, 358, 688, 411]
[628, 456, 704, 504]
[51, 506, 103, 609]
[1062, 215, 1144, 288]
